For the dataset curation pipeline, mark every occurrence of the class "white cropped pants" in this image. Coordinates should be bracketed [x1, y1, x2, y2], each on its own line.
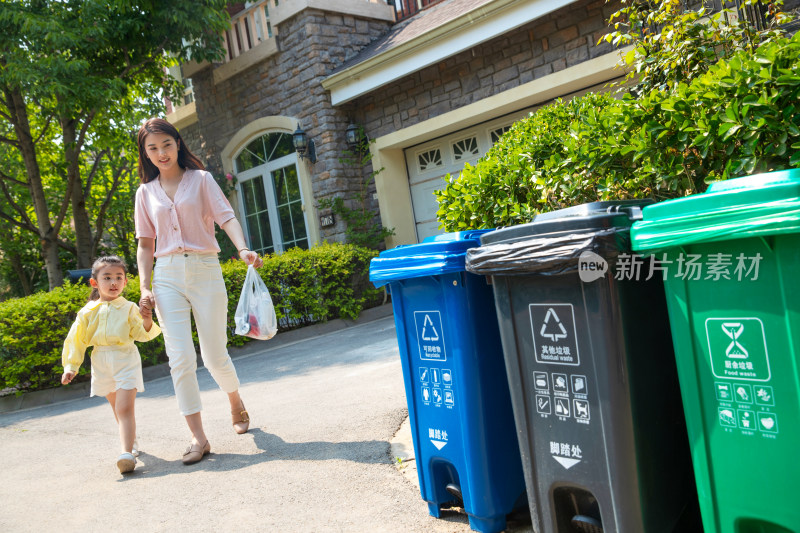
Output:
[153, 252, 240, 416]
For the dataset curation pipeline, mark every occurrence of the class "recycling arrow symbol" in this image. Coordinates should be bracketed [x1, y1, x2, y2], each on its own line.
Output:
[421, 314, 439, 341]
[541, 308, 568, 341]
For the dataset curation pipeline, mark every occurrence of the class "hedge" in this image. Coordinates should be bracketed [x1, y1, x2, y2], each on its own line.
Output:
[0, 242, 382, 394]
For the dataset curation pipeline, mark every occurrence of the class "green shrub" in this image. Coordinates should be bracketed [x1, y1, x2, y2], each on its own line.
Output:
[0, 282, 90, 393]
[639, 33, 800, 179]
[607, 0, 793, 94]
[0, 242, 381, 394]
[435, 93, 630, 231]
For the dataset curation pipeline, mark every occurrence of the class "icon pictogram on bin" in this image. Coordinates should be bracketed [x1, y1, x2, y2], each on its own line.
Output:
[530, 304, 580, 366]
[415, 311, 447, 361]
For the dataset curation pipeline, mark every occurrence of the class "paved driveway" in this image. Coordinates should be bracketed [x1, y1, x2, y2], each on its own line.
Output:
[0, 315, 529, 532]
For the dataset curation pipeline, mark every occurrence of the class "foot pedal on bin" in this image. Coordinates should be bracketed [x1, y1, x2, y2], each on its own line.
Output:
[571, 515, 603, 533]
[445, 483, 463, 504]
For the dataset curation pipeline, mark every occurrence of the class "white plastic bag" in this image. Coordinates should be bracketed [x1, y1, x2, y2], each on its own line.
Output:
[234, 265, 277, 340]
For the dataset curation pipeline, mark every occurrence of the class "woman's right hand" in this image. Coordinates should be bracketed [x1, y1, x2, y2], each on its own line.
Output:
[239, 249, 263, 268]
[61, 371, 75, 385]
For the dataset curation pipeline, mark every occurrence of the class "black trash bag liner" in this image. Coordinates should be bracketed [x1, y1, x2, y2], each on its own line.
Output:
[465, 227, 631, 276]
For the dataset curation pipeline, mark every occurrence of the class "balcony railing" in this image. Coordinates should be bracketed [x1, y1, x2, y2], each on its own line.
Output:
[389, 0, 444, 22]
[224, 2, 273, 62]
[221, 1, 400, 63]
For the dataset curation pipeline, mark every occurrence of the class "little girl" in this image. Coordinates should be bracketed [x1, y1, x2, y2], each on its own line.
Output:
[61, 256, 161, 474]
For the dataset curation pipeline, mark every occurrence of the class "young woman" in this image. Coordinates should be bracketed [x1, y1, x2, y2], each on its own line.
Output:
[134, 118, 262, 465]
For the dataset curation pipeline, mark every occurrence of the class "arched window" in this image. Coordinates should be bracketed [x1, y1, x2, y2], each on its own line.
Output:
[234, 132, 309, 254]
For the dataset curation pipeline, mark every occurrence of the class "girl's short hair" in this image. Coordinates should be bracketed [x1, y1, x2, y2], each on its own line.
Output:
[88, 255, 127, 301]
[136, 118, 205, 183]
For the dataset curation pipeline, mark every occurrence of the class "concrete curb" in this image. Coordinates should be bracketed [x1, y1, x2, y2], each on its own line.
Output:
[390, 415, 419, 489]
[0, 303, 394, 415]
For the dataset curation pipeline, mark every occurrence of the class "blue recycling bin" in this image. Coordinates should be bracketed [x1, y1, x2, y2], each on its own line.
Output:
[370, 231, 526, 533]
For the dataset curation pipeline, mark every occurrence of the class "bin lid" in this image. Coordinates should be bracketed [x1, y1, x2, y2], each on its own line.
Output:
[631, 169, 800, 252]
[478, 200, 651, 246]
[369, 230, 492, 287]
[466, 200, 652, 276]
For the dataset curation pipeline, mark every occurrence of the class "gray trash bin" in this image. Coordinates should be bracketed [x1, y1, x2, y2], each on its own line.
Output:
[466, 201, 700, 533]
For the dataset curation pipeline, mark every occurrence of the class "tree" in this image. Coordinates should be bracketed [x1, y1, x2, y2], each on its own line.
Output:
[0, 217, 45, 299]
[87, 124, 143, 274]
[0, 0, 231, 289]
[607, 0, 794, 93]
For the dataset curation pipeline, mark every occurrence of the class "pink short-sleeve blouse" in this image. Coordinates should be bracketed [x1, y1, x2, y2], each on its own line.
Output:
[134, 169, 236, 258]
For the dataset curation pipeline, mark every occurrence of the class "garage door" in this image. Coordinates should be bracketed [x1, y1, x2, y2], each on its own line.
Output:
[403, 80, 618, 242]
[404, 113, 527, 241]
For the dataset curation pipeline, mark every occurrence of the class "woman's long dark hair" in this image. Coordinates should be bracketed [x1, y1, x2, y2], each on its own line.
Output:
[88, 255, 127, 301]
[137, 118, 205, 183]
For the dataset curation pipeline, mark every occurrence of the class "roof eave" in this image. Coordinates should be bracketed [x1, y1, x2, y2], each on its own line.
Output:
[323, 0, 578, 105]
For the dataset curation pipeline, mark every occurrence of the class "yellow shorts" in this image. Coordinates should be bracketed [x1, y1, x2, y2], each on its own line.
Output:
[90, 345, 145, 397]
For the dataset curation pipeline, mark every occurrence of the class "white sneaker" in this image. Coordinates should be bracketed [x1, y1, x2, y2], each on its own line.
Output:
[132, 438, 140, 458]
[117, 452, 136, 473]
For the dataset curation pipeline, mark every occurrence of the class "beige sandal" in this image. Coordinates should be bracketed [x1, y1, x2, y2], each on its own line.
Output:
[232, 404, 250, 434]
[182, 440, 210, 465]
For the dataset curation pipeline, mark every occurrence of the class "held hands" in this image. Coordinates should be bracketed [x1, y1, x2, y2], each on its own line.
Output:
[138, 294, 154, 319]
[61, 371, 76, 385]
[139, 294, 155, 332]
[239, 248, 263, 268]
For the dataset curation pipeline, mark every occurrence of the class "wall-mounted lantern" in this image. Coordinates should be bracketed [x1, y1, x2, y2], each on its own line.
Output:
[293, 123, 316, 163]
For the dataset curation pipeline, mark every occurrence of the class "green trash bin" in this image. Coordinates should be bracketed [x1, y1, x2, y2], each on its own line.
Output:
[630, 169, 800, 533]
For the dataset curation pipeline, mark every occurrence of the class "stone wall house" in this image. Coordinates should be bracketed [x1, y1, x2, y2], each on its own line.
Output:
[325, 0, 624, 244]
[168, 0, 795, 252]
